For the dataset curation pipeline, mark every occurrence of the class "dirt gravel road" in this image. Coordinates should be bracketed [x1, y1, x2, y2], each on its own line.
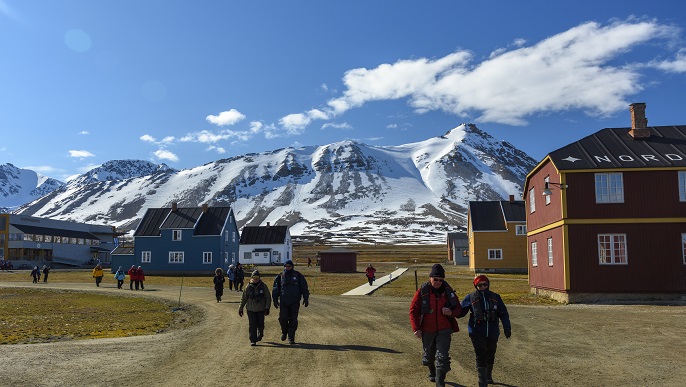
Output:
[1, 281, 685, 387]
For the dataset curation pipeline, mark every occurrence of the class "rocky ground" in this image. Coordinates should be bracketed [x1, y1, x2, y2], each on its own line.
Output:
[0, 281, 685, 387]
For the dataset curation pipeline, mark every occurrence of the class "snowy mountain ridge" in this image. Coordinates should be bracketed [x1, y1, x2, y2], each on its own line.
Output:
[6, 124, 537, 244]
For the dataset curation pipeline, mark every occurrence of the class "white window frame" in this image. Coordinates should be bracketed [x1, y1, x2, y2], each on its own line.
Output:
[516, 225, 527, 235]
[598, 234, 628, 265]
[544, 176, 551, 205]
[169, 251, 184, 264]
[529, 188, 536, 213]
[203, 252, 212, 264]
[232, 231, 236, 242]
[142, 251, 151, 263]
[172, 230, 182, 241]
[488, 249, 503, 260]
[595, 173, 624, 203]
[531, 241, 538, 267]
[679, 171, 686, 202]
[547, 237, 553, 266]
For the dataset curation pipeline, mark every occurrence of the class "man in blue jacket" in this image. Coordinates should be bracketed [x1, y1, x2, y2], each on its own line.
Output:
[458, 275, 511, 387]
[272, 260, 309, 345]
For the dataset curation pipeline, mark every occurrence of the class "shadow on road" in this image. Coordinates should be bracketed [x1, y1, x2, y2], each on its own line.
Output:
[263, 342, 402, 353]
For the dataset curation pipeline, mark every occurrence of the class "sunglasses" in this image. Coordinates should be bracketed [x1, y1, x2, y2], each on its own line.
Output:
[431, 278, 444, 282]
[476, 282, 489, 288]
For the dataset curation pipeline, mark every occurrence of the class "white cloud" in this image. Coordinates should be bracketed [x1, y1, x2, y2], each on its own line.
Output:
[140, 134, 156, 143]
[207, 145, 226, 154]
[206, 109, 246, 126]
[321, 122, 353, 130]
[68, 150, 95, 158]
[274, 19, 680, 128]
[153, 149, 179, 162]
[161, 136, 175, 143]
[23, 165, 64, 175]
[79, 131, 90, 135]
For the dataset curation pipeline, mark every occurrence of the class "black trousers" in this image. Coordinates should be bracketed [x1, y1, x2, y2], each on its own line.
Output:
[278, 302, 300, 340]
[130, 279, 135, 290]
[95, 276, 102, 286]
[422, 329, 452, 372]
[247, 311, 265, 343]
[469, 333, 499, 368]
[117, 279, 124, 288]
[215, 288, 223, 301]
[367, 277, 374, 286]
[228, 280, 234, 290]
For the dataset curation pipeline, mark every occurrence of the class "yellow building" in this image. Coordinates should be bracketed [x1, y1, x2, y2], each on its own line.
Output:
[467, 196, 528, 273]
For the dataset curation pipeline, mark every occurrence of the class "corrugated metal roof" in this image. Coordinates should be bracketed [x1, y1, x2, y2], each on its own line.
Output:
[134, 208, 171, 236]
[549, 126, 686, 170]
[10, 223, 98, 240]
[161, 207, 203, 229]
[240, 225, 288, 244]
[111, 246, 135, 255]
[195, 207, 232, 236]
[469, 200, 525, 231]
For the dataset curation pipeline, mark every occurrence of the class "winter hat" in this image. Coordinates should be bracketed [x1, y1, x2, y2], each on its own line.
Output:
[284, 260, 294, 267]
[251, 270, 260, 277]
[429, 264, 445, 278]
[473, 275, 490, 287]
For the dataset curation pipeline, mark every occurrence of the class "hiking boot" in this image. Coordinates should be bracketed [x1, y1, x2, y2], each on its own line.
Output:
[288, 339, 295, 345]
[281, 333, 287, 341]
[250, 342, 256, 346]
[257, 333, 263, 342]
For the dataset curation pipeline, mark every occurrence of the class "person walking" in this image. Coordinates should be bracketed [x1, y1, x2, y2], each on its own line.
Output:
[127, 265, 137, 290]
[136, 266, 145, 290]
[272, 260, 309, 345]
[30, 266, 40, 283]
[365, 263, 376, 286]
[458, 275, 511, 387]
[92, 264, 104, 287]
[409, 264, 461, 387]
[234, 263, 245, 292]
[213, 268, 225, 302]
[238, 270, 271, 346]
[307, 257, 312, 267]
[114, 266, 126, 289]
[227, 264, 235, 291]
[42, 265, 50, 283]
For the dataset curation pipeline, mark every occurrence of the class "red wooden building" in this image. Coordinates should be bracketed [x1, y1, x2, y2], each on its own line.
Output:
[524, 103, 686, 303]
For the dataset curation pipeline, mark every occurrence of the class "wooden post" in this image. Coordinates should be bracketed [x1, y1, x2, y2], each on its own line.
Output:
[414, 270, 418, 291]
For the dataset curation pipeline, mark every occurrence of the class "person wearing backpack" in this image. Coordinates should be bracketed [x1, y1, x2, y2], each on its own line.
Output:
[409, 264, 461, 387]
[238, 270, 271, 346]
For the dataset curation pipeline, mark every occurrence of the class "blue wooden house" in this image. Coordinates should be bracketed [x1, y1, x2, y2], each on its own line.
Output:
[115, 203, 239, 275]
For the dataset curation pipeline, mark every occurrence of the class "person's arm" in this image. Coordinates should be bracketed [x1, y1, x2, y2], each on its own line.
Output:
[497, 295, 511, 337]
[300, 272, 310, 306]
[409, 289, 423, 337]
[456, 295, 471, 318]
[272, 275, 280, 308]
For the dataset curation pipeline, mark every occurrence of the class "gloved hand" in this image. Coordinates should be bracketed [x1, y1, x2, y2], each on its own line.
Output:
[273, 301, 279, 309]
[238, 309, 243, 317]
[504, 330, 511, 339]
[264, 309, 270, 316]
[303, 299, 309, 307]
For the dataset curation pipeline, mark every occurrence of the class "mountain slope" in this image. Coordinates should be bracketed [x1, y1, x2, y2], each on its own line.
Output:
[11, 124, 537, 243]
[0, 163, 64, 211]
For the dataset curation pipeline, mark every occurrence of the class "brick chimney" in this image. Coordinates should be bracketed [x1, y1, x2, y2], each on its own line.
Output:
[201, 203, 208, 213]
[629, 103, 650, 139]
[171, 202, 178, 212]
[509, 194, 515, 203]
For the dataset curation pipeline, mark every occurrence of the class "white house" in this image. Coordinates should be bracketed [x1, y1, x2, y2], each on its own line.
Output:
[238, 223, 291, 265]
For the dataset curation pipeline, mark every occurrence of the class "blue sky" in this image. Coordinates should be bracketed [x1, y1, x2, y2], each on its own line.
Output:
[1, 1, 686, 181]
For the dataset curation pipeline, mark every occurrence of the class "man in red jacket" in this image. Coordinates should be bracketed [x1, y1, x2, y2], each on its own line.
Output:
[410, 264, 461, 387]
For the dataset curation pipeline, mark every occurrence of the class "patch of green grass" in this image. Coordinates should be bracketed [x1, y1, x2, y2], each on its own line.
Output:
[0, 288, 197, 345]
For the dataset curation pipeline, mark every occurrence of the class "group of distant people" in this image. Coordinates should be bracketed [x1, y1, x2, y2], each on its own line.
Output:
[29, 265, 50, 283]
[214, 259, 310, 346]
[92, 264, 145, 290]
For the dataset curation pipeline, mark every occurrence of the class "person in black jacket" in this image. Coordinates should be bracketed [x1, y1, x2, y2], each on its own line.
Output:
[458, 275, 511, 387]
[213, 268, 225, 302]
[234, 263, 245, 292]
[272, 260, 309, 345]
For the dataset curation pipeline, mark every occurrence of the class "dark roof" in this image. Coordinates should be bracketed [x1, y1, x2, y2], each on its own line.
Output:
[549, 126, 686, 170]
[160, 207, 204, 229]
[111, 246, 135, 255]
[10, 223, 98, 240]
[195, 207, 232, 236]
[446, 232, 467, 244]
[134, 208, 171, 236]
[135, 206, 232, 237]
[321, 247, 356, 253]
[240, 225, 288, 244]
[469, 200, 525, 232]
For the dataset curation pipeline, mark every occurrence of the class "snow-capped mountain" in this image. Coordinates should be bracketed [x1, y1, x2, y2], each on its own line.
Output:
[9, 124, 538, 243]
[0, 163, 64, 212]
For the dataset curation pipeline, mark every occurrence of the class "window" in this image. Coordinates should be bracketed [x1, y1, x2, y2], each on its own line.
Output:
[531, 241, 538, 267]
[225, 231, 229, 242]
[529, 188, 536, 213]
[547, 238, 553, 266]
[142, 251, 151, 263]
[516, 225, 527, 235]
[598, 234, 627, 265]
[172, 230, 182, 241]
[488, 249, 503, 260]
[35, 234, 44, 243]
[544, 176, 551, 205]
[169, 252, 184, 264]
[232, 232, 236, 243]
[203, 252, 212, 264]
[682, 234, 686, 265]
[679, 171, 686, 202]
[595, 173, 624, 203]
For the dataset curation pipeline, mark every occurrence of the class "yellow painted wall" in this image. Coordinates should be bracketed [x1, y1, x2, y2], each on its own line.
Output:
[470, 224, 528, 270]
